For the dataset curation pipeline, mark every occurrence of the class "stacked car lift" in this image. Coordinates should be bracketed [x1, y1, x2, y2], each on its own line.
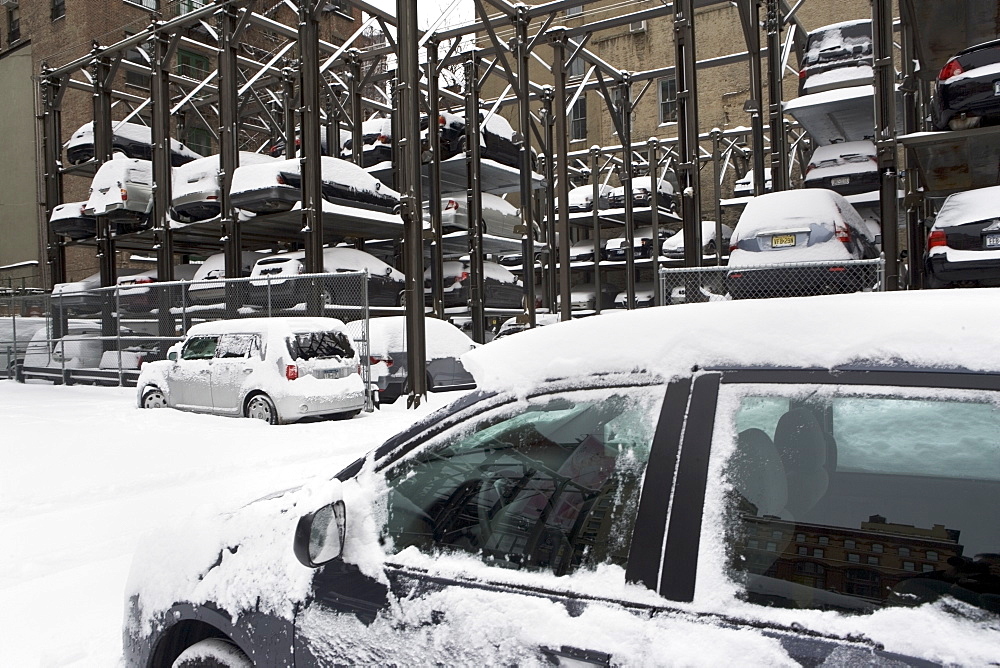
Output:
[36, 0, 999, 405]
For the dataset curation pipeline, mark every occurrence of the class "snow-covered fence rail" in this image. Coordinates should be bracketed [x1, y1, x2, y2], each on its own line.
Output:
[1, 272, 372, 394]
[656, 256, 885, 305]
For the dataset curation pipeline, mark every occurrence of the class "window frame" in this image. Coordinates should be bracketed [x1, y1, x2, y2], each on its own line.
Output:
[570, 96, 587, 142]
[51, 0, 66, 20]
[658, 77, 678, 125]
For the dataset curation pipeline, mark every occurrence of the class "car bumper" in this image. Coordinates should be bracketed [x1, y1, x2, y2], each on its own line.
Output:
[936, 78, 1000, 129]
[274, 376, 366, 420]
[231, 186, 300, 214]
[926, 253, 1000, 286]
[172, 191, 222, 222]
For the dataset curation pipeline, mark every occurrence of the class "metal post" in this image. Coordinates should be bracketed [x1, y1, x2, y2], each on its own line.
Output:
[151, 29, 176, 338]
[675, 0, 703, 269]
[872, 0, 898, 291]
[711, 128, 724, 266]
[348, 49, 363, 165]
[40, 67, 66, 288]
[900, 16, 922, 289]
[542, 87, 557, 313]
[427, 40, 445, 318]
[619, 75, 634, 312]
[552, 31, 571, 320]
[299, 0, 324, 318]
[514, 5, 536, 325]
[219, 3, 242, 317]
[465, 53, 486, 343]
[282, 66, 297, 159]
[738, 0, 766, 196]
[765, 0, 788, 191]
[648, 137, 661, 304]
[397, 0, 427, 405]
[93, 52, 117, 348]
[590, 146, 602, 310]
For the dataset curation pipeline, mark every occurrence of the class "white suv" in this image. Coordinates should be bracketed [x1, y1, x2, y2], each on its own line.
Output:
[137, 317, 364, 424]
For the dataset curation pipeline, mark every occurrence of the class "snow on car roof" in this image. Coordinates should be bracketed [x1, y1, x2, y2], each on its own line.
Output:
[173, 152, 274, 199]
[930, 185, 1000, 229]
[64, 121, 201, 158]
[431, 260, 519, 284]
[731, 188, 865, 240]
[809, 140, 877, 163]
[50, 201, 89, 222]
[231, 156, 400, 200]
[185, 316, 350, 338]
[89, 154, 152, 190]
[463, 289, 1000, 393]
[346, 316, 476, 360]
[661, 222, 732, 250]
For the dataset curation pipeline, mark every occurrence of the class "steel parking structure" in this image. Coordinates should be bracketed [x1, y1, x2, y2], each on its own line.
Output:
[34, 0, 1000, 405]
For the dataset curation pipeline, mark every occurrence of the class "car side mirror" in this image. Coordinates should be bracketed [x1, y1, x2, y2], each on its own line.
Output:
[167, 351, 178, 361]
[294, 499, 346, 568]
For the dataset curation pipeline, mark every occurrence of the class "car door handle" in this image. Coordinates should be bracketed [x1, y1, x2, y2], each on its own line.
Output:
[242, 368, 253, 374]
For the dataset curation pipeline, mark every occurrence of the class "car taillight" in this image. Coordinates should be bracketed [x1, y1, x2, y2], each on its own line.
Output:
[377, 134, 390, 143]
[835, 225, 851, 243]
[927, 229, 948, 249]
[121, 188, 128, 201]
[134, 277, 154, 284]
[445, 199, 459, 210]
[729, 243, 739, 253]
[438, 115, 446, 126]
[458, 271, 469, 281]
[827, 266, 846, 272]
[799, 68, 807, 80]
[276, 173, 286, 185]
[370, 355, 393, 367]
[285, 364, 299, 380]
[939, 59, 964, 81]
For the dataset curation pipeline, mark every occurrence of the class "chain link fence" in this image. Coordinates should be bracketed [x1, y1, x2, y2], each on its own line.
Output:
[656, 256, 885, 305]
[1, 273, 374, 409]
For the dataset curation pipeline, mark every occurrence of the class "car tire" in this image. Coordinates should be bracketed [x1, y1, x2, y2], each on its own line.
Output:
[171, 638, 251, 668]
[321, 287, 336, 307]
[332, 408, 361, 420]
[141, 387, 166, 409]
[398, 290, 406, 308]
[245, 393, 278, 425]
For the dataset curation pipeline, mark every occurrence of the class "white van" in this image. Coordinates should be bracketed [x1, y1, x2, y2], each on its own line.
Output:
[84, 154, 153, 224]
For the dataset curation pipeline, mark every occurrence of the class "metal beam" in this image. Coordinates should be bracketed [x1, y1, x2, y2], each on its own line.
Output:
[873, 0, 899, 290]
[675, 0, 703, 269]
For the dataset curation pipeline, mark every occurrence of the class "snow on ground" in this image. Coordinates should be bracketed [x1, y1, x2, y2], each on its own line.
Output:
[0, 380, 457, 667]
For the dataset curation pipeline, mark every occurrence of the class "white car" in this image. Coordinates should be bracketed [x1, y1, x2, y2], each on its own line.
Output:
[608, 175, 678, 212]
[733, 168, 773, 198]
[564, 184, 613, 212]
[803, 141, 879, 197]
[137, 317, 365, 424]
[84, 154, 153, 225]
[49, 201, 97, 240]
[660, 221, 734, 259]
[187, 251, 268, 304]
[431, 192, 523, 239]
[613, 281, 658, 309]
[171, 152, 276, 223]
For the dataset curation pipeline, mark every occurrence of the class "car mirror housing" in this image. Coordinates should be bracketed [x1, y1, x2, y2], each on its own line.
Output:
[294, 499, 346, 568]
[167, 351, 178, 361]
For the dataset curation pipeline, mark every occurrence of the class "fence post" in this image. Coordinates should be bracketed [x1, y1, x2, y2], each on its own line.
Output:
[116, 283, 124, 387]
[879, 253, 886, 292]
[266, 275, 272, 317]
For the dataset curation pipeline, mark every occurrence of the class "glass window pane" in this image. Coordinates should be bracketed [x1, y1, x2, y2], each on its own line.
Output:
[711, 384, 1000, 615]
[181, 336, 217, 360]
[382, 387, 663, 577]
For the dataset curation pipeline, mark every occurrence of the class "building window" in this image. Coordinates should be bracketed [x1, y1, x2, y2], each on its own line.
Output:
[813, 548, 824, 558]
[898, 547, 910, 557]
[766, 542, 777, 552]
[867, 556, 879, 565]
[131, 0, 159, 10]
[747, 539, 758, 549]
[185, 127, 211, 156]
[903, 561, 915, 571]
[797, 546, 808, 555]
[922, 564, 935, 572]
[177, 49, 210, 79]
[845, 539, 856, 549]
[845, 569, 880, 598]
[7, 7, 19, 43]
[659, 77, 677, 124]
[125, 38, 151, 89]
[566, 5, 582, 16]
[818, 536, 829, 546]
[178, 0, 205, 14]
[796, 533, 805, 543]
[771, 530, 782, 540]
[848, 553, 860, 563]
[568, 56, 585, 79]
[51, 0, 66, 20]
[926, 551, 938, 562]
[872, 543, 884, 554]
[571, 97, 587, 141]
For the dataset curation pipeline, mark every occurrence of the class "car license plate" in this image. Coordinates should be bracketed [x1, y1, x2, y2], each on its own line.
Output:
[985, 234, 1000, 248]
[771, 234, 796, 248]
[831, 176, 850, 186]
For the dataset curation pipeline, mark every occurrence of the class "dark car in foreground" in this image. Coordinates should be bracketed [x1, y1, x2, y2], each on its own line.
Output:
[933, 39, 1000, 131]
[925, 184, 1000, 287]
[124, 290, 1000, 667]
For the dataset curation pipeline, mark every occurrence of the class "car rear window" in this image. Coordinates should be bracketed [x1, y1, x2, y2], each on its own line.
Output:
[709, 384, 1000, 616]
[287, 330, 354, 361]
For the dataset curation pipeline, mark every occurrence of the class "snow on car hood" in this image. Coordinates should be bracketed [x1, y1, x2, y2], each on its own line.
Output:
[929, 184, 1000, 229]
[462, 289, 1000, 394]
[231, 156, 400, 200]
[346, 316, 476, 360]
[50, 201, 90, 222]
[172, 152, 275, 200]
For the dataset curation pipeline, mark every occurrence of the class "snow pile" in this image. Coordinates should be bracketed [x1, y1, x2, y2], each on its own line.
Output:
[462, 288, 1000, 394]
[431, 260, 520, 285]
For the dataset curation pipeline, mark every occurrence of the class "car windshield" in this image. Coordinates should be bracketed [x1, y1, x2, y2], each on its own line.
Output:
[287, 330, 354, 360]
[709, 384, 1000, 616]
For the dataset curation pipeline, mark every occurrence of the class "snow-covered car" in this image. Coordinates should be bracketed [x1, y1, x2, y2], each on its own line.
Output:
[136, 317, 364, 424]
[733, 168, 772, 198]
[924, 184, 1000, 288]
[798, 19, 873, 95]
[268, 126, 350, 159]
[83, 154, 154, 230]
[568, 235, 610, 262]
[64, 120, 201, 166]
[431, 192, 523, 239]
[608, 175, 678, 212]
[21, 320, 149, 376]
[49, 201, 97, 240]
[51, 269, 144, 315]
[932, 38, 1000, 131]
[339, 117, 394, 167]
[493, 312, 561, 339]
[564, 184, 613, 212]
[556, 280, 620, 312]
[803, 140, 879, 197]
[423, 260, 523, 309]
[660, 221, 733, 259]
[124, 290, 1000, 666]
[248, 247, 405, 308]
[186, 251, 267, 304]
[230, 156, 400, 215]
[171, 152, 276, 223]
[727, 189, 880, 299]
[605, 225, 678, 261]
[115, 265, 199, 313]
[0, 317, 49, 372]
[346, 316, 477, 404]
[613, 281, 658, 308]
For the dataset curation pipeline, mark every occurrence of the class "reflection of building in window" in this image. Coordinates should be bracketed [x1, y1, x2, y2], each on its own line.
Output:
[571, 97, 587, 141]
[659, 77, 677, 124]
[845, 568, 880, 598]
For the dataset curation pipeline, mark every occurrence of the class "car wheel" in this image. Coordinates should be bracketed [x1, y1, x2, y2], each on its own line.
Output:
[172, 638, 251, 668]
[706, 240, 717, 256]
[321, 287, 335, 307]
[141, 387, 166, 409]
[398, 290, 406, 308]
[245, 394, 278, 424]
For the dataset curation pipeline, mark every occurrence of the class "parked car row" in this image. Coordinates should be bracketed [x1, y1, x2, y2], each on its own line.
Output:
[566, 221, 732, 264]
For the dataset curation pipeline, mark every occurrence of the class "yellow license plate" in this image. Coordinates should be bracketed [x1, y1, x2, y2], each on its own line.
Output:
[771, 234, 796, 248]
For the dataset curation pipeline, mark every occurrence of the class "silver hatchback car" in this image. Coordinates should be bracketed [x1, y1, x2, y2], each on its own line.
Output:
[136, 317, 365, 424]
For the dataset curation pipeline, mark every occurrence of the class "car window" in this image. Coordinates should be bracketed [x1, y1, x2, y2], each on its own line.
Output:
[382, 386, 663, 577]
[287, 330, 354, 361]
[216, 334, 262, 359]
[181, 336, 219, 360]
[707, 384, 1000, 615]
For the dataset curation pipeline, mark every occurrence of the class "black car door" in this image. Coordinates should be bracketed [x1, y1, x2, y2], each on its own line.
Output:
[293, 379, 698, 665]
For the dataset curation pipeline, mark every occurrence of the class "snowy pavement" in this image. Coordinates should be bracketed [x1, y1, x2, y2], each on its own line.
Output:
[0, 380, 456, 667]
